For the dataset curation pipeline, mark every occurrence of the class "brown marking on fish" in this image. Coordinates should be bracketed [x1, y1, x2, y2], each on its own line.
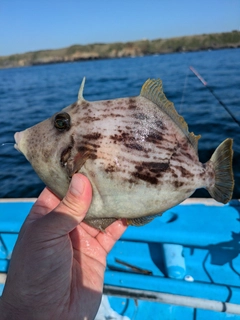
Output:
[88, 153, 98, 160]
[199, 163, 214, 182]
[132, 113, 149, 120]
[109, 113, 124, 118]
[81, 101, 90, 109]
[174, 165, 194, 178]
[102, 100, 113, 108]
[144, 154, 150, 159]
[110, 134, 123, 143]
[155, 120, 165, 128]
[134, 121, 140, 125]
[41, 149, 51, 161]
[71, 102, 78, 109]
[82, 133, 102, 140]
[105, 164, 116, 173]
[142, 161, 169, 173]
[198, 168, 206, 178]
[69, 102, 79, 114]
[128, 98, 138, 109]
[170, 168, 178, 179]
[124, 143, 145, 152]
[89, 170, 95, 178]
[145, 131, 164, 143]
[174, 181, 184, 188]
[181, 140, 193, 152]
[132, 172, 158, 185]
[209, 170, 214, 179]
[114, 102, 126, 110]
[87, 142, 100, 149]
[77, 145, 97, 155]
[110, 132, 130, 143]
[181, 151, 195, 161]
[81, 116, 101, 124]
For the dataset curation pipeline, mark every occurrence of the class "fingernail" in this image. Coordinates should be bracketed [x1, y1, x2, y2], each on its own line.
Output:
[70, 174, 85, 196]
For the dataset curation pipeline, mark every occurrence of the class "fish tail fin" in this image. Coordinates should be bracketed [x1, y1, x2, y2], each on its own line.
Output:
[207, 138, 234, 204]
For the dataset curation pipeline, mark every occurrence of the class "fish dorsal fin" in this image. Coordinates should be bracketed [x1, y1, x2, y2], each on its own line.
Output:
[78, 77, 86, 101]
[140, 79, 201, 154]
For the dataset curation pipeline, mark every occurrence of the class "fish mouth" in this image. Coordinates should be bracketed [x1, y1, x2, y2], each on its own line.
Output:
[14, 143, 20, 152]
[14, 132, 23, 152]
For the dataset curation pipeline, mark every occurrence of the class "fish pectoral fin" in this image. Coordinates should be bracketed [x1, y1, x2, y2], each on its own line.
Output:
[127, 213, 161, 226]
[66, 151, 91, 177]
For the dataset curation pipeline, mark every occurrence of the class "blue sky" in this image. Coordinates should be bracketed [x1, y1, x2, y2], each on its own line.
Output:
[0, 0, 239, 56]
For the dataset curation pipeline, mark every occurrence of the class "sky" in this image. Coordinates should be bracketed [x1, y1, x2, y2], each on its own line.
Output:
[0, 0, 239, 56]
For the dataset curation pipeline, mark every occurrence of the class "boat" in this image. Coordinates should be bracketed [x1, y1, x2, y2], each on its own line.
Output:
[1, 198, 240, 319]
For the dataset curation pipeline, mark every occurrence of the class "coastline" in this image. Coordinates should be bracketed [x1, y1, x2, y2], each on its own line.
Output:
[1, 31, 240, 69]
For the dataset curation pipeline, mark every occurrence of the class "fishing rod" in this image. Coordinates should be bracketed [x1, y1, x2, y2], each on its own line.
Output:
[189, 66, 240, 128]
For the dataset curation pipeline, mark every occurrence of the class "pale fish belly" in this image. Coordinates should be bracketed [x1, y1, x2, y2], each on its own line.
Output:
[81, 156, 209, 220]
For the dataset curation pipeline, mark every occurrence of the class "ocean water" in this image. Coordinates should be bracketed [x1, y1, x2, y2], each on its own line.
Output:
[0, 48, 239, 199]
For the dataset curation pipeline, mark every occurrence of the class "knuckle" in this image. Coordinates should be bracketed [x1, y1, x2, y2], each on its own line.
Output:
[61, 196, 80, 215]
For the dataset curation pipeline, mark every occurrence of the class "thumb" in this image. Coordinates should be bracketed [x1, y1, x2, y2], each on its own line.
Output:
[41, 173, 92, 235]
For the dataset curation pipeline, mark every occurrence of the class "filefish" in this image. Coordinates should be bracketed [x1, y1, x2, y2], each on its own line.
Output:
[14, 78, 234, 230]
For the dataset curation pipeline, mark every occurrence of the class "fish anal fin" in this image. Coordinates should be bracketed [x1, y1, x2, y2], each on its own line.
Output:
[84, 217, 117, 231]
[127, 213, 162, 226]
[140, 78, 201, 154]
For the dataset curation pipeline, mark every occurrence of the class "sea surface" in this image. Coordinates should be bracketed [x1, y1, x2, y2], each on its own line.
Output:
[0, 48, 240, 199]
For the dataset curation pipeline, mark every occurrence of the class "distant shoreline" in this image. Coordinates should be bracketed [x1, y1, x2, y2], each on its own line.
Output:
[1, 31, 239, 69]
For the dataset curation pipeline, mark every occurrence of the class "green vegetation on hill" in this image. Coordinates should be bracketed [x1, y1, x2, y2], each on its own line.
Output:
[1, 31, 239, 69]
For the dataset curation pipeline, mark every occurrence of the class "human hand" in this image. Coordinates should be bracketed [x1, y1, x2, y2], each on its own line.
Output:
[0, 173, 127, 320]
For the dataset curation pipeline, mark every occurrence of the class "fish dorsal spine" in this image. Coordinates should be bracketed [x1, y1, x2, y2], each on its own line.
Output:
[140, 78, 201, 154]
[78, 77, 86, 101]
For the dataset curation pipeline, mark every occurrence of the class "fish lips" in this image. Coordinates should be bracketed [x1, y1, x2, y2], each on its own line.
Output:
[14, 131, 24, 154]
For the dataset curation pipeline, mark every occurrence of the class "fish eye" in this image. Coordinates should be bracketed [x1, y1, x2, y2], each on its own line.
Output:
[54, 113, 71, 131]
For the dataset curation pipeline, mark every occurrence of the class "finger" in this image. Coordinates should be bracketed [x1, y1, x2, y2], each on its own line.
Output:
[69, 224, 100, 252]
[28, 187, 61, 221]
[79, 221, 101, 238]
[96, 219, 127, 254]
[39, 173, 92, 236]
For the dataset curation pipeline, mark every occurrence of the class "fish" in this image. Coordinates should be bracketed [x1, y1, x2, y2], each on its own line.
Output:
[14, 78, 234, 230]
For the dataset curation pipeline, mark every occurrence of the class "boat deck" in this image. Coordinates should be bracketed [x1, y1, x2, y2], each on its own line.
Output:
[1, 198, 240, 319]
